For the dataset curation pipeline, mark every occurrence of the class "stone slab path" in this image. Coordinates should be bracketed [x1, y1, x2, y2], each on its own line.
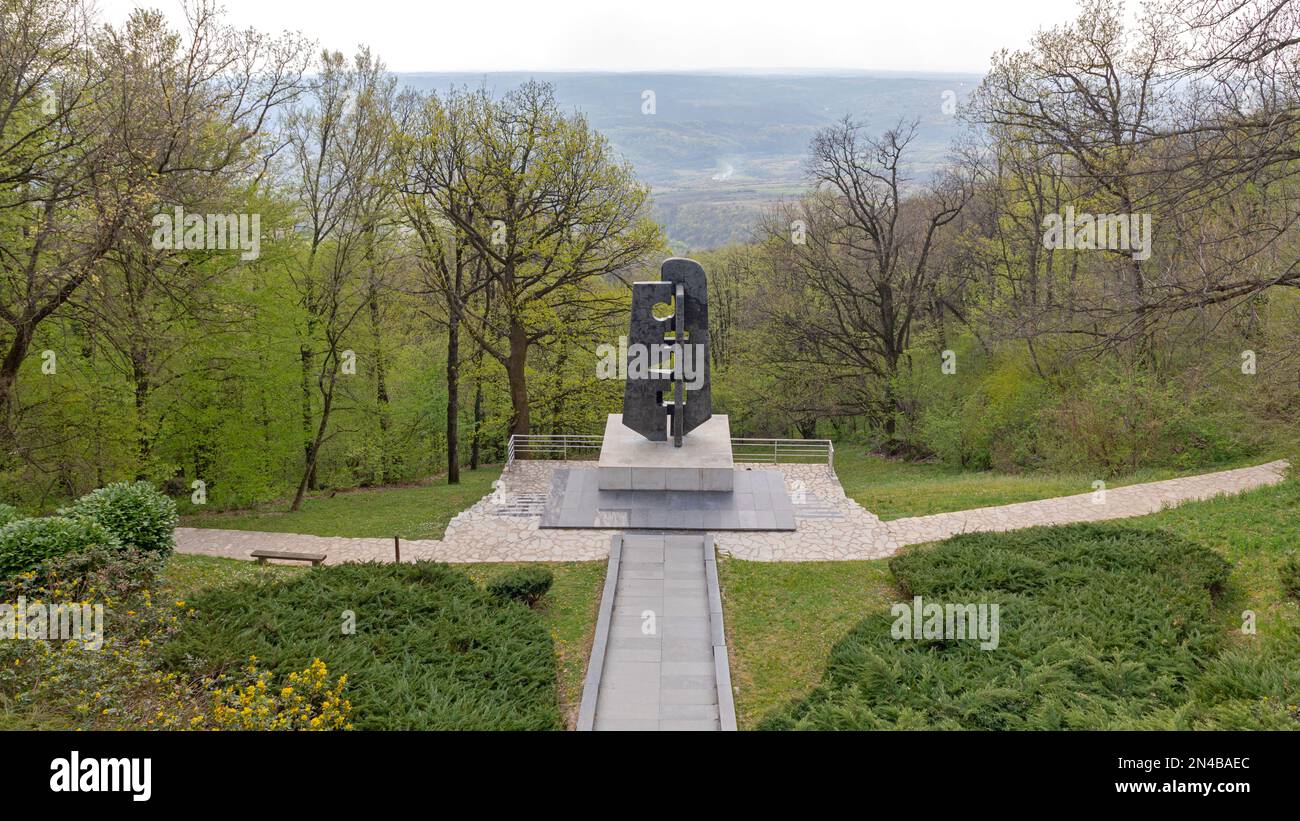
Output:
[880, 460, 1291, 550]
[576, 534, 735, 731]
[174, 459, 1289, 565]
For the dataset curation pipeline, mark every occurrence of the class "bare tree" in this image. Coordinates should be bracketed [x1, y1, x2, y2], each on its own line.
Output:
[756, 119, 969, 442]
[970, 0, 1300, 349]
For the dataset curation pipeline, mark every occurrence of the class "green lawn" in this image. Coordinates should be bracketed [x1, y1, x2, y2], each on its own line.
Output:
[717, 558, 896, 728]
[158, 553, 605, 729]
[831, 447, 1267, 520]
[160, 552, 305, 597]
[720, 476, 1300, 729]
[181, 466, 502, 540]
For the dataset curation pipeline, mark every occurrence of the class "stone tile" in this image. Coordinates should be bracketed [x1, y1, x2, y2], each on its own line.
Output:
[598, 466, 632, 490]
[665, 468, 702, 491]
[594, 718, 659, 730]
[658, 719, 719, 731]
[659, 703, 720, 721]
[631, 467, 667, 490]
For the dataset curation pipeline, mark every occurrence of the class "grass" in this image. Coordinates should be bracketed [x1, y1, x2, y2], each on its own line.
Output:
[717, 559, 895, 727]
[157, 553, 605, 729]
[159, 553, 304, 599]
[831, 447, 1268, 520]
[180, 466, 502, 540]
[721, 476, 1300, 729]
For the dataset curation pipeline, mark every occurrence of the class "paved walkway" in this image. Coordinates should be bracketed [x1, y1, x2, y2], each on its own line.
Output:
[882, 460, 1290, 550]
[576, 534, 735, 731]
[174, 459, 1290, 564]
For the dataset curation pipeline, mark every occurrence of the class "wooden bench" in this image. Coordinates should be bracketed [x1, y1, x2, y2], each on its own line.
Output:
[249, 549, 327, 567]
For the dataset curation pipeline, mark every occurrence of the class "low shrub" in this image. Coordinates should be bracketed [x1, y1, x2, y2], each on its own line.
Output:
[0, 516, 119, 577]
[0, 503, 19, 528]
[0, 544, 195, 730]
[0, 543, 164, 604]
[161, 562, 561, 730]
[487, 566, 554, 606]
[65, 481, 178, 555]
[1281, 554, 1300, 600]
[760, 525, 1237, 730]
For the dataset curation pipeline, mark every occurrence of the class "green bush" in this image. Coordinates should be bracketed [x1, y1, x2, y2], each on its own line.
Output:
[0, 503, 19, 528]
[65, 481, 177, 555]
[160, 562, 562, 730]
[760, 525, 1238, 730]
[486, 566, 554, 606]
[1281, 554, 1300, 600]
[0, 516, 120, 577]
[1041, 368, 1255, 474]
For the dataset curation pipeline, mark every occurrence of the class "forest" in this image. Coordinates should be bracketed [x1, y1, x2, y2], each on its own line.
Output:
[2, 0, 1298, 512]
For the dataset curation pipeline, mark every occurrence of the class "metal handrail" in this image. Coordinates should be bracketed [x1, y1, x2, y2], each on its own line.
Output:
[506, 434, 604, 465]
[730, 438, 834, 466]
[506, 433, 833, 467]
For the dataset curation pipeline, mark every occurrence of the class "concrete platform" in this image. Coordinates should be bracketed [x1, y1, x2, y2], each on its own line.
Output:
[597, 413, 734, 492]
[540, 467, 795, 531]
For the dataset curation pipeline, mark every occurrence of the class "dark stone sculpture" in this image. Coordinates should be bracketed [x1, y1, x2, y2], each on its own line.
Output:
[622, 257, 712, 446]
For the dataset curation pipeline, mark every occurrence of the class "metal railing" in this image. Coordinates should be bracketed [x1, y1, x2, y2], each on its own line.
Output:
[506, 434, 604, 465]
[506, 433, 833, 467]
[730, 438, 834, 466]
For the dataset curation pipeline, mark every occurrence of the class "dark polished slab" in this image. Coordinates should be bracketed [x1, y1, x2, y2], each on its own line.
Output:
[539, 467, 795, 531]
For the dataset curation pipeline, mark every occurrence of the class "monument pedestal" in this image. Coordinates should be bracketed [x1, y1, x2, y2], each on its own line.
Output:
[597, 413, 734, 492]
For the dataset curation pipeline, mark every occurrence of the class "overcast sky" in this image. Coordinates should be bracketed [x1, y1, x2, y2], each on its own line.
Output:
[99, 0, 1085, 74]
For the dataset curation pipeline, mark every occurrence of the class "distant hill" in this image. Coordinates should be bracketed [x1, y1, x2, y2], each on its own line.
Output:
[397, 71, 983, 252]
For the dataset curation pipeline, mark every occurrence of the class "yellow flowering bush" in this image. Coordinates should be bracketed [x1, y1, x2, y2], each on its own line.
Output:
[0, 550, 204, 730]
[206, 658, 352, 731]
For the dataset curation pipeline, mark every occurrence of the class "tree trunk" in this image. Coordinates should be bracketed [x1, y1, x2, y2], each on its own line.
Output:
[470, 283, 489, 470]
[446, 307, 460, 484]
[131, 345, 151, 480]
[292, 366, 337, 511]
[369, 282, 390, 483]
[299, 343, 318, 490]
[505, 319, 530, 437]
[470, 369, 483, 470]
[0, 322, 34, 457]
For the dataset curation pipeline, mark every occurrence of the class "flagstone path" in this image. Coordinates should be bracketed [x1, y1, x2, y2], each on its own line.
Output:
[175, 459, 1289, 564]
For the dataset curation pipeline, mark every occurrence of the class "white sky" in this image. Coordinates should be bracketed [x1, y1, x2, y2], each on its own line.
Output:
[97, 0, 1085, 74]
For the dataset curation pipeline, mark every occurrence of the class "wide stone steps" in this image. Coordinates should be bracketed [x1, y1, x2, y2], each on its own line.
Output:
[488, 492, 548, 516]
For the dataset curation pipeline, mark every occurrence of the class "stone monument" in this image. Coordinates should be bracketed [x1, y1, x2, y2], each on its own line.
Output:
[621, 257, 712, 445]
[597, 257, 734, 492]
[538, 256, 793, 530]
